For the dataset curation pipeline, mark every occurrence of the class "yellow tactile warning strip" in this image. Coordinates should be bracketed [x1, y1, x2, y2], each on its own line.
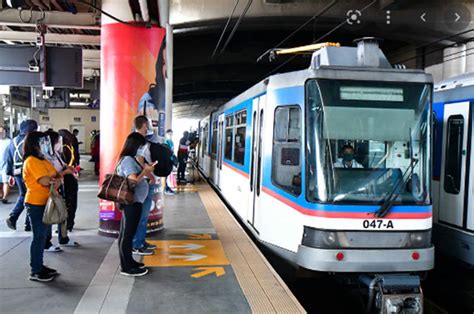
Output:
[197, 182, 306, 314]
[176, 185, 199, 193]
[143, 240, 230, 267]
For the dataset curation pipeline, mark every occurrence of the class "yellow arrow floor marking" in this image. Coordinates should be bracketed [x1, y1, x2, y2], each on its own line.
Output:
[191, 267, 226, 278]
[144, 240, 229, 267]
[187, 233, 212, 240]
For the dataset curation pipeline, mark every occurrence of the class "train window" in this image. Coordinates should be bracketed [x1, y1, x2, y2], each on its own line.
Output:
[272, 106, 301, 196]
[444, 115, 464, 194]
[224, 114, 234, 161]
[234, 111, 247, 165]
[202, 123, 208, 157]
[224, 110, 247, 165]
[211, 120, 218, 157]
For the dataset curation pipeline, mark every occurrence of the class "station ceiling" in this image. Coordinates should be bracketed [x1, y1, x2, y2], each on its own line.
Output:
[0, 0, 473, 119]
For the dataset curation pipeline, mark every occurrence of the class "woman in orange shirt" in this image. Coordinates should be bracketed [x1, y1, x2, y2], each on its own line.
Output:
[23, 132, 74, 282]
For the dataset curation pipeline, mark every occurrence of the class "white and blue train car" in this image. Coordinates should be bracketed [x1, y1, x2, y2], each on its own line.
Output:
[433, 73, 474, 266]
[197, 39, 434, 312]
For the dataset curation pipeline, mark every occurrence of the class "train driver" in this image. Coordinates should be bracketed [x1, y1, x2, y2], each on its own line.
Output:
[333, 144, 363, 169]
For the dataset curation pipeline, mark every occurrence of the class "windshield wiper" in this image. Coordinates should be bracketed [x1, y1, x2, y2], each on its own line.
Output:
[374, 158, 418, 218]
[375, 129, 418, 218]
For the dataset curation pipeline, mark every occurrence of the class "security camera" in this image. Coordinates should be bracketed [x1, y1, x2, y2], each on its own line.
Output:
[6, 0, 26, 9]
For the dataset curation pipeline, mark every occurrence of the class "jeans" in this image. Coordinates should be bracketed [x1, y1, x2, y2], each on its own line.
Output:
[119, 202, 142, 271]
[63, 175, 78, 231]
[45, 223, 69, 247]
[177, 157, 187, 180]
[9, 176, 29, 227]
[133, 185, 155, 249]
[27, 203, 47, 274]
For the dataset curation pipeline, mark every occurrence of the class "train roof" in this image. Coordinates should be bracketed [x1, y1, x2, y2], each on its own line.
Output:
[205, 39, 433, 121]
[434, 72, 474, 91]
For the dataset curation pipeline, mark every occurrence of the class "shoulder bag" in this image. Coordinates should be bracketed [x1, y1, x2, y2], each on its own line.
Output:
[97, 158, 137, 205]
[43, 184, 68, 225]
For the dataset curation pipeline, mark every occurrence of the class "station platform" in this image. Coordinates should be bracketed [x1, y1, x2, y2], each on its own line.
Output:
[0, 168, 305, 313]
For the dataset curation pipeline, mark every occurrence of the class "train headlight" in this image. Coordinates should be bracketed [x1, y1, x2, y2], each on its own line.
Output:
[323, 232, 337, 246]
[407, 230, 431, 248]
[302, 228, 340, 249]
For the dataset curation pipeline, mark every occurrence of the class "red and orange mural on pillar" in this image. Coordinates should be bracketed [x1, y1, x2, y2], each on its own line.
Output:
[99, 23, 166, 235]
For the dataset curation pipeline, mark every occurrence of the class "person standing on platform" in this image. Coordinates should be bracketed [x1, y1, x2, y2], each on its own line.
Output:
[44, 130, 79, 249]
[23, 131, 74, 282]
[72, 128, 81, 168]
[116, 132, 155, 276]
[163, 129, 176, 195]
[58, 129, 80, 232]
[5, 120, 38, 231]
[177, 131, 191, 183]
[131, 116, 157, 256]
[0, 126, 12, 204]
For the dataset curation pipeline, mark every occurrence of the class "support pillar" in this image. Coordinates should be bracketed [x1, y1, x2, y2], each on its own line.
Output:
[165, 23, 173, 131]
[98, 0, 166, 236]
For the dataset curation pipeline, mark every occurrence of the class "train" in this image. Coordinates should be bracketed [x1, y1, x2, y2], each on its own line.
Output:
[196, 38, 433, 313]
[433, 72, 474, 266]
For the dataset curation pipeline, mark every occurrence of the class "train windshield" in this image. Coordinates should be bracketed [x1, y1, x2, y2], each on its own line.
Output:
[305, 79, 432, 205]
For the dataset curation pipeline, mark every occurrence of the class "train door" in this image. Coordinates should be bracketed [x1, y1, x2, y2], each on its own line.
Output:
[248, 95, 266, 230]
[439, 102, 471, 228]
[216, 114, 225, 187]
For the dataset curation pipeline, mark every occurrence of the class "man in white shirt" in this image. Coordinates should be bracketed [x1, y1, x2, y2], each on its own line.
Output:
[334, 144, 363, 169]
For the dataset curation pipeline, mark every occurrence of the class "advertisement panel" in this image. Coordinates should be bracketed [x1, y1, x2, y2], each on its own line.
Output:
[99, 23, 166, 235]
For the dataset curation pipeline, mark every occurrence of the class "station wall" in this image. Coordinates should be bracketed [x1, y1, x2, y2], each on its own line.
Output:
[38, 108, 100, 153]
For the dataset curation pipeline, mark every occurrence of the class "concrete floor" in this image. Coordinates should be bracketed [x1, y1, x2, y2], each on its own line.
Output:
[0, 159, 251, 313]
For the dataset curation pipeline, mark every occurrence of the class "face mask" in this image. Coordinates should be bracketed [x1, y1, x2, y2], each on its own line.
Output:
[342, 153, 354, 162]
[54, 136, 63, 153]
[39, 137, 53, 156]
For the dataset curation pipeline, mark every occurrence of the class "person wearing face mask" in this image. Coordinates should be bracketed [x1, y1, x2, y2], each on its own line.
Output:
[131, 116, 157, 256]
[22, 132, 75, 282]
[58, 129, 80, 232]
[334, 144, 363, 169]
[44, 130, 80, 249]
[5, 119, 38, 231]
[116, 132, 155, 276]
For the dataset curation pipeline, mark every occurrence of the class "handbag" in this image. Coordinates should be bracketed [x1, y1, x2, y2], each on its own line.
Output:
[43, 185, 68, 225]
[97, 158, 137, 205]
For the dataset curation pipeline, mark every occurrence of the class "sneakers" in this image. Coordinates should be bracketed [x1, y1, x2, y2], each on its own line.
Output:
[6, 216, 16, 230]
[133, 262, 146, 269]
[44, 245, 63, 253]
[24, 224, 31, 232]
[143, 241, 157, 250]
[132, 247, 154, 256]
[2, 199, 10, 204]
[164, 190, 176, 196]
[42, 265, 58, 275]
[29, 268, 56, 282]
[120, 267, 148, 277]
[59, 239, 80, 247]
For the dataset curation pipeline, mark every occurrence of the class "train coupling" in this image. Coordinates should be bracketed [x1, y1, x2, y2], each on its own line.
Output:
[360, 274, 423, 314]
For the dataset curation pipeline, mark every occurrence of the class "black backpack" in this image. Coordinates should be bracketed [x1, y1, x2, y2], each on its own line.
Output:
[149, 142, 174, 177]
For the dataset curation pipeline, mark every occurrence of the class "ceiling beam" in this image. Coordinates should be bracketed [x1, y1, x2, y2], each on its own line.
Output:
[0, 31, 100, 46]
[0, 22, 100, 30]
[0, 9, 98, 26]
